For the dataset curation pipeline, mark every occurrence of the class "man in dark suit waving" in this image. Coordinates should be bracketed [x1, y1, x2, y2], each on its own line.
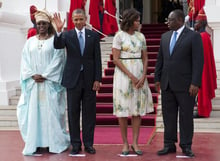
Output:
[53, 9, 102, 155]
[154, 9, 204, 157]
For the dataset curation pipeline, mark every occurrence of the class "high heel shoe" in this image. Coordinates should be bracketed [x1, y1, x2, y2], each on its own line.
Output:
[131, 145, 143, 155]
[121, 145, 129, 155]
[121, 150, 129, 155]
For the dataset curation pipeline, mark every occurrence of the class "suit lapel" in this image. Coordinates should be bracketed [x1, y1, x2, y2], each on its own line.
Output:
[170, 27, 187, 56]
[174, 27, 186, 49]
[84, 29, 92, 56]
[72, 29, 81, 56]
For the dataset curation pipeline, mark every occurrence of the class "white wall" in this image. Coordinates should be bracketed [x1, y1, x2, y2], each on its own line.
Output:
[205, 1, 220, 61]
[0, 0, 69, 105]
[0, 11, 26, 105]
[204, 0, 220, 92]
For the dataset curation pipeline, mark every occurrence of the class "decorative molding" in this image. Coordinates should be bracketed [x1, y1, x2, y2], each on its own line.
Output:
[208, 22, 220, 30]
[0, 11, 26, 26]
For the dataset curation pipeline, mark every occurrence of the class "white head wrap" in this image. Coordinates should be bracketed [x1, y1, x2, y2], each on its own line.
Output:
[34, 9, 57, 31]
[35, 9, 52, 23]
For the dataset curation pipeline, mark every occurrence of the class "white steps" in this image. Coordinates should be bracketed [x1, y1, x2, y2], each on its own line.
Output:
[0, 106, 18, 130]
[100, 36, 113, 72]
[156, 97, 220, 133]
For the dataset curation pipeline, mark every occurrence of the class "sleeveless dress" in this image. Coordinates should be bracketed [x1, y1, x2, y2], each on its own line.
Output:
[112, 31, 154, 117]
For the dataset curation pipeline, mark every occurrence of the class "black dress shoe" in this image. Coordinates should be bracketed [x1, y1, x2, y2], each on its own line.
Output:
[33, 147, 42, 155]
[84, 146, 96, 154]
[182, 148, 195, 157]
[157, 147, 176, 155]
[70, 147, 82, 155]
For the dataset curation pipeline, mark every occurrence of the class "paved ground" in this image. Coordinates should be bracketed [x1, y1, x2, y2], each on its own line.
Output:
[0, 131, 220, 161]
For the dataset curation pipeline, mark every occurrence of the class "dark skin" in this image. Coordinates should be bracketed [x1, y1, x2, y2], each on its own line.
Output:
[112, 17, 147, 153]
[32, 21, 51, 83]
[155, 11, 199, 97]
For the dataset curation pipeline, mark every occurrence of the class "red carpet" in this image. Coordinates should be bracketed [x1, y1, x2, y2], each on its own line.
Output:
[94, 126, 156, 144]
[95, 24, 168, 144]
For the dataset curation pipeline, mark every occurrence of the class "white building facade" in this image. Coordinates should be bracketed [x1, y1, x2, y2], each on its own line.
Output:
[0, 0, 219, 105]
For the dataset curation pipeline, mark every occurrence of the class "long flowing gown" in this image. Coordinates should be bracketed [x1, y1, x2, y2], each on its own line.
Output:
[112, 31, 154, 117]
[17, 36, 70, 155]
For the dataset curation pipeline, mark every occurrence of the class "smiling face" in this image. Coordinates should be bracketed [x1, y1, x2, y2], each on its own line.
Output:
[36, 21, 49, 35]
[72, 13, 87, 30]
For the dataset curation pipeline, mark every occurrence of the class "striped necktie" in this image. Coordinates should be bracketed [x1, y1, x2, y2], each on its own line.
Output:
[79, 31, 84, 55]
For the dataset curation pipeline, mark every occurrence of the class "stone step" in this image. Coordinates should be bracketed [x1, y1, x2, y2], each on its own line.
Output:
[215, 88, 220, 95]
[211, 104, 220, 117]
[101, 45, 112, 50]
[0, 116, 18, 128]
[0, 115, 69, 130]
[212, 95, 220, 105]
[156, 104, 220, 111]
[9, 95, 19, 105]
[156, 116, 220, 132]
[100, 38, 113, 72]
[156, 97, 220, 112]
[15, 87, 21, 96]
[0, 105, 16, 116]
[156, 101, 220, 132]
[156, 128, 220, 133]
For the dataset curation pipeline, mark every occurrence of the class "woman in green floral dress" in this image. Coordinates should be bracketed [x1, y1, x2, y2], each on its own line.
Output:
[112, 8, 154, 155]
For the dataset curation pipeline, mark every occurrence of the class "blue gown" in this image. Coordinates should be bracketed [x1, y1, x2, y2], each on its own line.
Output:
[17, 35, 70, 155]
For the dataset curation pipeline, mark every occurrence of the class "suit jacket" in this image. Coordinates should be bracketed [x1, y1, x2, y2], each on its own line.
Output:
[54, 28, 102, 89]
[154, 27, 204, 92]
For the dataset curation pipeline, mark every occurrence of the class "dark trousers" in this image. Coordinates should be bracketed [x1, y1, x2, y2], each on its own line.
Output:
[161, 86, 195, 149]
[66, 72, 96, 148]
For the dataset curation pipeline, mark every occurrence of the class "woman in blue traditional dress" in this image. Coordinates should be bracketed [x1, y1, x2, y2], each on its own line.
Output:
[112, 8, 154, 155]
[17, 9, 70, 156]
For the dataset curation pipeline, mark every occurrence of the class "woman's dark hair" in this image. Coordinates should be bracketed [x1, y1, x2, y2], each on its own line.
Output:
[120, 8, 140, 32]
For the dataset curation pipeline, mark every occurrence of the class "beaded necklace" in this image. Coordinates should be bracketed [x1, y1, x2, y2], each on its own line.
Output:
[37, 34, 49, 49]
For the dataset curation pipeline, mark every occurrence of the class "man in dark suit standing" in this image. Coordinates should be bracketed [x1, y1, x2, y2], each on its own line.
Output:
[154, 9, 204, 157]
[53, 9, 102, 155]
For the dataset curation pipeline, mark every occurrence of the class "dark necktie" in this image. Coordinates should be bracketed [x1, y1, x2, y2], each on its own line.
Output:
[170, 31, 178, 55]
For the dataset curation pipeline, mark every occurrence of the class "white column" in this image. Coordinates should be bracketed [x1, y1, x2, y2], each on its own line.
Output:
[205, 1, 220, 61]
[142, 0, 151, 24]
[205, 0, 220, 90]
[0, 11, 26, 105]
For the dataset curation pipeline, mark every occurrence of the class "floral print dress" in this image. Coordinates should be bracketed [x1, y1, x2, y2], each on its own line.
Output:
[112, 31, 154, 117]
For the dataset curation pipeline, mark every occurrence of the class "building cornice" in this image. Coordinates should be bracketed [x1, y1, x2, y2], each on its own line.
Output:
[0, 11, 26, 26]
